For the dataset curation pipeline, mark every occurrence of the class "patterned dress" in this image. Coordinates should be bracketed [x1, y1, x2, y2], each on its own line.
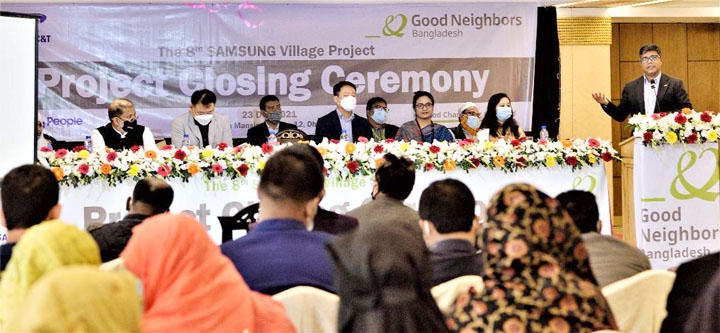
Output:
[395, 120, 454, 142]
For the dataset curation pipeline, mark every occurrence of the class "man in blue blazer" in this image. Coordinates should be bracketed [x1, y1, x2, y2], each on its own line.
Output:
[314, 81, 372, 143]
[592, 44, 692, 122]
[171, 89, 232, 148]
[246, 95, 298, 146]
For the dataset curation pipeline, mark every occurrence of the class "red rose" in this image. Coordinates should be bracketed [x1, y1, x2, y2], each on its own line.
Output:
[237, 164, 249, 176]
[78, 163, 89, 175]
[55, 149, 68, 159]
[130, 145, 141, 153]
[106, 151, 118, 162]
[157, 164, 171, 177]
[40, 146, 52, 152]
[72, 145, 85, 152]
[384, 138, 395, 143]
[161, 145, 174, 151]
[174, 150, 187, 160]
[602, 151, 613, 162]
[425, 162, 434, 171]
[357, 136, 369, 143]
[211, 163, 223, 174]
[516, 156, 527, 168]
[347, 161, 359, 173]
[686, 133, 698, 144]
[217, 142, 229, 150]
[261, 143, 274, 154]
[587, 138, 600, 148]
[674, 113, 687, 125]
[429, 145, 440, 154]
[566, 156, 578, 166]
[330, 139, 339, 144]
[510, 139, 520, 147]
[701, 111, 713, 123]
[470, 157, 481, 168]
[519, 137, 527, 143]
[373, 144, 384, 153]
[643, 131, 653, 143]
[652, 113, 662, 120]
[659, 112, 667, 117]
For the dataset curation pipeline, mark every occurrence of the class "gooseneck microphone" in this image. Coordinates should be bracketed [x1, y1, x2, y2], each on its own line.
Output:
[650, 79, 662, 113]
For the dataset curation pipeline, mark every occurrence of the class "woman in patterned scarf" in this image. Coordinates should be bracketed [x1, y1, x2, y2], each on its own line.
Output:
[446, 183, 617, 332]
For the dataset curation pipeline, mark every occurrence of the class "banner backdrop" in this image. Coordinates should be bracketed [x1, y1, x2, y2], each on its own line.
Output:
[3, 2, 537, 141]
[634, 140, 720, 269]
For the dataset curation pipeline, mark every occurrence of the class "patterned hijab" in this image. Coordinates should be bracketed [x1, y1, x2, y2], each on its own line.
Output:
[446, 184, 617, 332]
[0, 220, 101, 327]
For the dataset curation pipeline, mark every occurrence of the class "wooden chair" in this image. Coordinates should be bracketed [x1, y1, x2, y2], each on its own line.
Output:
[217, 203, 259, 243]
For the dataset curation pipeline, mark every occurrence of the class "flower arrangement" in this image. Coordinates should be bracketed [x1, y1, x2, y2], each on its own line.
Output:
[37, 137, 620, 188]
[628, 108, 720, 147]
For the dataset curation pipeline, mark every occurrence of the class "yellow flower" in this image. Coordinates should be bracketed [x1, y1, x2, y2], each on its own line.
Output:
[546, 156, 557, 167]
[483, 141, 495, 149]
[257, 159, 266, 171]
[682, 107, 692, 115]
[400, 142, 410, 151]
[201, 149, 214, 158]
[493, 156, 506, 167]
[77, 150, 90, 159]
[665, 131, 678, 144]
[561, 139, 573, 148]
[443, 159, 456, 171]
[317, 147, 328, 156]
[587, 154, 597, 164]
[128, 164, 140, 176]
[708, 130, 718, 142]
[345, 142, 356, 154]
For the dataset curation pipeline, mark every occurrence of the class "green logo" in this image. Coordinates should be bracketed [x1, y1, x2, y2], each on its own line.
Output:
[382, 14, 407, 37]
[572, 175, 596, 192]
[670, 148, 719, 201]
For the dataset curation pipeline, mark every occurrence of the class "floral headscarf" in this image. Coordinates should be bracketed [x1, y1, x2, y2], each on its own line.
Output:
[446, 184, 617, 333]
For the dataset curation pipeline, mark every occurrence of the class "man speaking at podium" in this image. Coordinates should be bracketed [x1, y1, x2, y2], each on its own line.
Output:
[592, 44, 692, 122]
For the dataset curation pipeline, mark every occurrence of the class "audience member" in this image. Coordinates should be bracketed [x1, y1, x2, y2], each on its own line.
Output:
[446, 184, 617, 332]
[91, 98, 157, 152]
[365, 96, 399, 141]
[684, 268, 720, 332]
[418, 179, 482, 286]
[451, 102, 488, 142]
[0, 220, 101, 327]
[0, 164, 61, 271]
[314, 81, 372, 143]
[479, 92, 526, 141]
[660, 251, 720, 332]
[89, 177, 174, 262]
[557, 190, 651, 287]
[120, 213, 295, 332]
[592, 43, 693, 122]
[171, 89, 232, 148]
[221, 145, 335, 294]
[326, 222, 449, 332]
[395, 90, 454, 142]
[5, 266, 142, 332]
[246, 94, 299, 146]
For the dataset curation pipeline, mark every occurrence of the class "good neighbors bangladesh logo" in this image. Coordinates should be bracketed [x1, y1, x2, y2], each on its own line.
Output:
[670, 148, 719, 202]
[366, 14, 407, 38]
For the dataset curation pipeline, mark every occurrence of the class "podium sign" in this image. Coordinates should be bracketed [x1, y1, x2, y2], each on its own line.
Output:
[634, 140, 720, 269]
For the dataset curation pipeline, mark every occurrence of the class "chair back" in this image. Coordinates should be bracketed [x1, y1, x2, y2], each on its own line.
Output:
[430, 275, 484, 315]
[217, 203, 259, 243]
[276, 129, 308, 144]
[272, 286, 339, 333]
[602, 269, 676, 333]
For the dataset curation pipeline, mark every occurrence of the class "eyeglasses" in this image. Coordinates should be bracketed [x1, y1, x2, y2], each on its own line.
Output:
[462, 111, 480, 117]
[415, 103, 433, 109]
[640, 55, 661, 63]
[373, 107, 389, 112]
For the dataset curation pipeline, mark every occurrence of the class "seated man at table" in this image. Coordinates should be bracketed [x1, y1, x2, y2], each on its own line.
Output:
[91, 98, 157, 152]
[246, 95, 298, 146]
[557, 190, 650, 287]
[365, 97, 398, 141]
[1, 165, 61, 271]
[221, 145, 335, 295]
[418, 179, 482, 286]
[314, 81, 372, 143]
[171, 89, 232, 148]
[88, 178, 174, 262]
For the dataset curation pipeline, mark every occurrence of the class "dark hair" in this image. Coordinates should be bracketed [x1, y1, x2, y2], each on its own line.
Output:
[287, 144, 325, 175]
[259, 146, 324, 204]
[333, 81, 357, 97]
[639, 44, 661, 57]
[190, 89, 217, 105]
[412, 91, 434, 109]
[1, 164, 59, 230]
[556, 190, 599, 234]
[375, 154, 415, 200]
[419, 179, 475, 233]
[107, 98, 133, 121]
[366, 97, 387, 111]
[479, 92, 522, 139]
[133, 178, 174, 215]
[259, 95, 280, 111]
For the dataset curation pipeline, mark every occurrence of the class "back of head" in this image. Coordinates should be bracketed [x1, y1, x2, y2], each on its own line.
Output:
[259, 94, 279, 111]
[258, 146, 324, 205]
[375, 154, 415, 200]
[556, 190, 599, 234]
[132, 178, 174, 215]
[333, 81, 356, 97]
[419, 179, 475, 233]
[1, 164, 59, 231]
[190, 89, 217, 105]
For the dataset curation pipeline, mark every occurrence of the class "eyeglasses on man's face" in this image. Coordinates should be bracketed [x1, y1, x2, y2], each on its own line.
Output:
[640, 55, 661, 63]
[415, 103, 433, 109]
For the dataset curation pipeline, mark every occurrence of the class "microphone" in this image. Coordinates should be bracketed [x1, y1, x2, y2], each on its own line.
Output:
[650, 79, 661, 113]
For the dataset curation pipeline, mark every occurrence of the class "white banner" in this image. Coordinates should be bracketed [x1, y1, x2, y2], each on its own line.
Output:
[3, 3, 537, 141]
[634, 140, 720, 269]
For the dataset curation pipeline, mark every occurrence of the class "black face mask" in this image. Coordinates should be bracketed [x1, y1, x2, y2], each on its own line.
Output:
[122, 119, 138, 132]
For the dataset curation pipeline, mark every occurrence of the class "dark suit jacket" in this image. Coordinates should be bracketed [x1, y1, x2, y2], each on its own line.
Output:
[314, 110, 372, 143]
[602, 74, 692, 122]
[450, 126, 467, 140]
[372, 124, 400, 140]
[429, 239, 483, 286]
[245, 121, 298, 146]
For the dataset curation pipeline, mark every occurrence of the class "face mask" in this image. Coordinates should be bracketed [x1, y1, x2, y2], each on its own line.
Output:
[371, 108, 387, 124]
[464, 115, 480, 129]
[194, 114, 213, 126]
[496, 107, 512, 122]
[122, 119, 137, 132]
[267, 111, 282, 123]
[340, 96, 357, 112]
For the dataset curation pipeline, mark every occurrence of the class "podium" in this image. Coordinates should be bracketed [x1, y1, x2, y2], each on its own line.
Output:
[620, 137, 636, 246]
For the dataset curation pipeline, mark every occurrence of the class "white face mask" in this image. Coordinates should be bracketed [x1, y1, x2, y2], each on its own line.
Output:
[496, 106, 512, 122]
[339, 96, 357, 112]
[465, 115, 480, 129]
[194, 114, 213, 126]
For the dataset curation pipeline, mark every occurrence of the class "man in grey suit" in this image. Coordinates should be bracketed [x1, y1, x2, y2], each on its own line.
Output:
[171, 89, 232, 148]
[592, 44, 692, 122]
[346, 153, 420, 235]
[557, 190, 651, 287]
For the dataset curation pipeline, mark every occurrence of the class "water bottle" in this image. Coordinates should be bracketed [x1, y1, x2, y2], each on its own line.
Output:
[339, 129, 349, 142]
[267, 130, 278, 145]
[84, 135, 93, 152]
[181, 133, 191, 147]
[539, 125, 549, 141]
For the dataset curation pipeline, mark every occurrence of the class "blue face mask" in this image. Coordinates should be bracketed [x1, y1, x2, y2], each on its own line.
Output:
[464, 115, 480, 129]
[371, 108, 387, 124]
[496, 106, 512, 122]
